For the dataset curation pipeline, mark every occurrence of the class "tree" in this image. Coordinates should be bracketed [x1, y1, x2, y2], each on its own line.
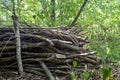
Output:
[2, 0, 23, 74]
[12, 0, 23, 74]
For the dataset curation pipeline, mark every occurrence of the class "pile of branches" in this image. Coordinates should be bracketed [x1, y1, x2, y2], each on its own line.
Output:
[0, 27, 99, 80]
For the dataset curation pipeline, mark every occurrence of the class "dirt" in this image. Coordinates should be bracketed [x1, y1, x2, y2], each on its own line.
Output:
[112, 65, 120, 80]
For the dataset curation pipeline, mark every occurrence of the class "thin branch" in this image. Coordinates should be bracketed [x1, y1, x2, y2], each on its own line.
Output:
[70, 0, 88, 27]
[0, 35, 13, 56]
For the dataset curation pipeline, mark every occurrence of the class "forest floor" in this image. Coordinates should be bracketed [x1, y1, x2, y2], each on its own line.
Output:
[0, 64, 120, 80]
[112, 64, 120, 80]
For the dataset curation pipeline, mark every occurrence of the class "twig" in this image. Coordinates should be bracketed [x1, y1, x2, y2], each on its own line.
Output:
[0, 35, 13, 56]
[39, 61, 55, 80]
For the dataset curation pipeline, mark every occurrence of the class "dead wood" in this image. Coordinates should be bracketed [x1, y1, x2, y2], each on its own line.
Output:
[0, 27, 100, 79]
[39, 61, 55, 80]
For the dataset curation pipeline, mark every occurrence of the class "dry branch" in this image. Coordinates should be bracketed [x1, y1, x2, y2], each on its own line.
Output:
[39, 61, 55, 80]
[0, 27, 100, 79]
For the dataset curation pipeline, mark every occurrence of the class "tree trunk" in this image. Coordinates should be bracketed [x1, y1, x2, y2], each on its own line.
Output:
[51, 0, 55, 26]
[12, 0, 23, 74]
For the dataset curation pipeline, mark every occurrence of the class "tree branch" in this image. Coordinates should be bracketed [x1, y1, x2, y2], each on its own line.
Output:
[70, 0, 88, 27]
[39, 61, 55, 80]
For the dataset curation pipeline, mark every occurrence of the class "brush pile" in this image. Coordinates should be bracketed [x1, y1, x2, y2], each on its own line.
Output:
[0, 27, 99, 80]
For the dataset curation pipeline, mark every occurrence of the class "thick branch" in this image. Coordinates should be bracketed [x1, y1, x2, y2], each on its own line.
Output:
[39, 61, 55, 80]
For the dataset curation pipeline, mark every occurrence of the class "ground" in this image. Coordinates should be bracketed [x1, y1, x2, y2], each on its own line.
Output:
[112, 65, 120, 80]
[0, 64, 120, 80]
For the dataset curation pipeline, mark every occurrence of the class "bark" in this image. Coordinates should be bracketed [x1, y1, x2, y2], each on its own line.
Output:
[39, 61, 55, 80]
[12, 0, 23, 74]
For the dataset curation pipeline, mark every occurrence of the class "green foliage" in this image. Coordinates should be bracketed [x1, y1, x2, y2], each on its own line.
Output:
[70, 61, 78, 80]
[80, 0, 120, 64]
[81, 71, 90, 80]
[99, 65, 112, 80]
[71, 71, 77, 80]
[73, 60, 78, 68]
[102, 67, 112, 80]
[81, 65, 90, 80]
[86, 24, 120, 62]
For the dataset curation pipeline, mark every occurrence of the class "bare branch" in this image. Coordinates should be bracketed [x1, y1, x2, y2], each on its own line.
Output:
[70, 0, 88, 27]
[39, 61, 55, 80]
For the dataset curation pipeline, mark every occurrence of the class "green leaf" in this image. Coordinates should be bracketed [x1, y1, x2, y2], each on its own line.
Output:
[73, 61, 77, 68]
[71, 71, 77, 80]
[81, 71, 90, 80]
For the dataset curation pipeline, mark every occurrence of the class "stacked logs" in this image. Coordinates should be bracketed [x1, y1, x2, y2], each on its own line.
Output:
[0, 27, 99, 80]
